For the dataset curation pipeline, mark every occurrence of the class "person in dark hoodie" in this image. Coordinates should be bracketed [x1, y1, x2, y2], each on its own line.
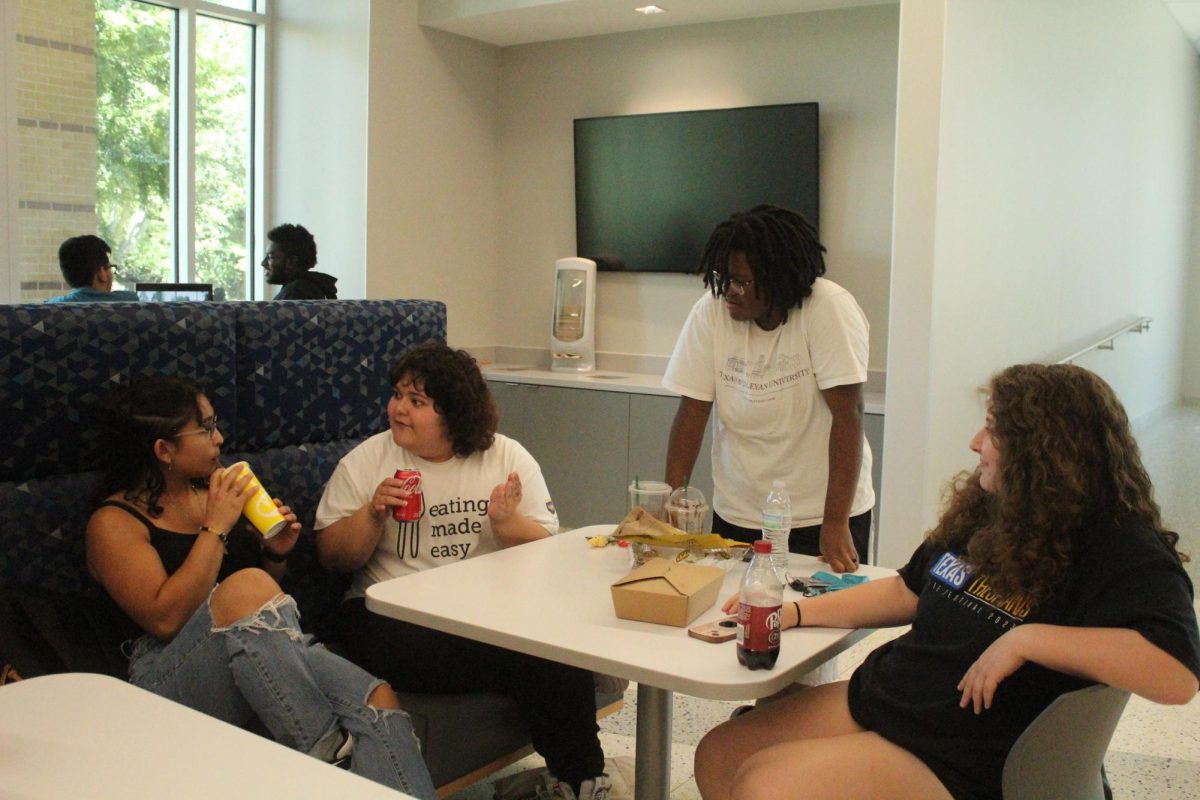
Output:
[262, 223, 338, 299]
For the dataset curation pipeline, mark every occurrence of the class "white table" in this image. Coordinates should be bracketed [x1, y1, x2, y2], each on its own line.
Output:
[0, 672, 415, 798]
[366, 524, 896, 800]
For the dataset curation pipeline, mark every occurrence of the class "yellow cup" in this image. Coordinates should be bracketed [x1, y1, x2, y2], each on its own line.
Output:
[223, 461, 288, 539]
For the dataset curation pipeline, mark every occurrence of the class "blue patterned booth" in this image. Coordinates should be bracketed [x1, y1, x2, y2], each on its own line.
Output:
[0, 298, 568, 791]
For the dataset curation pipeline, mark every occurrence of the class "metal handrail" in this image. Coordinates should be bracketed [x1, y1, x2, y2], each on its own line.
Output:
[1055, 317, 1151, 365]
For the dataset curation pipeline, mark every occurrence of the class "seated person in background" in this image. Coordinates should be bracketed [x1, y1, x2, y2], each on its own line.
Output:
[45, 235, 139, 303]
[694, 363, 1200, 800]
[315, 342, 612, 800]
[86, 375, 436, 798]
[262, 223, 338, 299]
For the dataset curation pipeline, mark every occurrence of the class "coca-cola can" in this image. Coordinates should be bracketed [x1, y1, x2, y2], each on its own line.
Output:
[392, 469, 423, 522]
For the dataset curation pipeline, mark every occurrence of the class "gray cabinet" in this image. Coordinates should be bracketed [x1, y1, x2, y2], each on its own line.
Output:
[490, 380, 883, 541]
[491, 382, 629, 528]
[628, 393, 714, 529]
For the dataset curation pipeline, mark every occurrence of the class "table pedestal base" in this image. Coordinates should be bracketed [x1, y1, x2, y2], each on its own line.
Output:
[634, 684, 673, 800]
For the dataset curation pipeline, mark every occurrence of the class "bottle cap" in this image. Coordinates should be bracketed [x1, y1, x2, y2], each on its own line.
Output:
[753, 540, 772, 553]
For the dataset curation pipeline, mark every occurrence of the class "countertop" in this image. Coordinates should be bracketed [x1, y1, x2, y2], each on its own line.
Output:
[482, 364, 886, 414]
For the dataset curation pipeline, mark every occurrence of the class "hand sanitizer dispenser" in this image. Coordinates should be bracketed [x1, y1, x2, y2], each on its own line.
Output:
[550, 257, 596, 372]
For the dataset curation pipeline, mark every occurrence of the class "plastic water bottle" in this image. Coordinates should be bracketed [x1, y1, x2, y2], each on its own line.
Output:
[761, 480, 791, 572]
[737, 539, 783, 670]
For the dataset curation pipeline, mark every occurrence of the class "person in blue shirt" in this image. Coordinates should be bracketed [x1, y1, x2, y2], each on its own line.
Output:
[45, 235, 139, 303]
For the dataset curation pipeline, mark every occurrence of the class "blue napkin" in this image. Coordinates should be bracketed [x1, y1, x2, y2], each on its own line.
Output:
[811, 571, 870, 591]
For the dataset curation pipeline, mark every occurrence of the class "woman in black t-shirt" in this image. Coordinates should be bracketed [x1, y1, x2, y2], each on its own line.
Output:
[695, 363, 1200, 800]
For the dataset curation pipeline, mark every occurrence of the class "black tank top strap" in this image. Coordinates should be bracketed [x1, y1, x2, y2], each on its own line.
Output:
[95, 499, 159, 531]
[94, 498, 262, 580]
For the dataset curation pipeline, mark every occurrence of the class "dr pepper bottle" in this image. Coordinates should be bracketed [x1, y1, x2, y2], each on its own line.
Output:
[737, 539, 783, 670]
[392, 469, 423, 522]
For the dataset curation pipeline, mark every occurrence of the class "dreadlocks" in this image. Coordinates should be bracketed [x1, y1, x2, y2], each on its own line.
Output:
[699, 204, 826, 325]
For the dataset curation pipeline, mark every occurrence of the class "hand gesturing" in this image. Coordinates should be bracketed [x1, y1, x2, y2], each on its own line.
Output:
[488, 471, 523, 523]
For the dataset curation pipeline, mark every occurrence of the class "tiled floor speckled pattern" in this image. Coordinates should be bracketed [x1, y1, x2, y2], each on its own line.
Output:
[447, 405, 1200, 800]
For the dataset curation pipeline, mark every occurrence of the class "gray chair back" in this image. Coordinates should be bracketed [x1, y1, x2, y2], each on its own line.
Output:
[1002, 684, 1130, 800]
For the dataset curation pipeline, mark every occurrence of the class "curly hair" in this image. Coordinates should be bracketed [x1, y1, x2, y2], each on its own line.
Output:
[699, 204, 826, 325]
[928, 363, 1182, 604]
[388, 342, 497, 457]
[95, 375, 207, 517]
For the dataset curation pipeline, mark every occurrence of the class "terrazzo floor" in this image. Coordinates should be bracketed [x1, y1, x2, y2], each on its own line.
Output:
[446, 404, 1200, 800]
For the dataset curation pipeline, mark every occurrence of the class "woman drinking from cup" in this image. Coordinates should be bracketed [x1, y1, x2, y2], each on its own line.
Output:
[85, 375, 436, 798]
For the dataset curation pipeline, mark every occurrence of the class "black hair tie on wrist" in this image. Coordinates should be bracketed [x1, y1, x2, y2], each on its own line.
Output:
[793, 600, 802, 629]
[262, 549, 289, 563]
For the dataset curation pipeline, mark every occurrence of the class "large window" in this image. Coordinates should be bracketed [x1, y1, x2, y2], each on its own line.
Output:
[94, 0, 265, 300]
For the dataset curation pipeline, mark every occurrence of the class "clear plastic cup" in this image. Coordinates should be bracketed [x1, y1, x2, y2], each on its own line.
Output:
[667, 485, 708, 534]
[628, 480, 671, 522]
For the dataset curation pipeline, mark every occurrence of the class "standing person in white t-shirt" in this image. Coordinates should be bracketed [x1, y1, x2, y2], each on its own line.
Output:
[663, 205, 875, 573]
[314, 342, 611, 800]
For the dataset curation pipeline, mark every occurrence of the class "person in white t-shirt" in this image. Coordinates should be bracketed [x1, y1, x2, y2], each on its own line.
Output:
[663, 205, 875, 573]
[314, 343, 610, 800]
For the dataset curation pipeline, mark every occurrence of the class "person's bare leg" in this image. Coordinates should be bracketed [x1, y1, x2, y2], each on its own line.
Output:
[730, 731, 953, 800]
[696, 682, 861, 798]
[367, 681, 402, 709]
[751, 681, 811, 707]
[210, 568, 281, 626]
[695, 681, 952, 800]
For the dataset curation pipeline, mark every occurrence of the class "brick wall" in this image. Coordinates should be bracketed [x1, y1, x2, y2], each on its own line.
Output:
[14, 0, 98, 301]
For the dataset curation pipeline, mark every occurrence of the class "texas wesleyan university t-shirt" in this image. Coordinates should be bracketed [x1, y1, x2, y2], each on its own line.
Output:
[663, 279, 874, 528]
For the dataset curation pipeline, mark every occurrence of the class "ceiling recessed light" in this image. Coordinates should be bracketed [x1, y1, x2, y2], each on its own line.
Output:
[635, 5, 667, 14]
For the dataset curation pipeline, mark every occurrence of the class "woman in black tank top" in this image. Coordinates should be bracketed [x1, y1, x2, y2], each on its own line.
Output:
[84, 375, 436, 798]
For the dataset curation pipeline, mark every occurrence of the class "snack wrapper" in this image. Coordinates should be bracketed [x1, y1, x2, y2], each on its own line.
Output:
[613, 507, 748, 566]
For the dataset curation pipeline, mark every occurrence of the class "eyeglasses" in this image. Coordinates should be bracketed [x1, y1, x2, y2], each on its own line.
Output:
[710, 270, 754, 296]
[172, 416, 220, 441]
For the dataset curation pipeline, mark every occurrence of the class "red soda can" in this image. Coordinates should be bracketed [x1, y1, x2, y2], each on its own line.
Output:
[392, 469, 423, 522]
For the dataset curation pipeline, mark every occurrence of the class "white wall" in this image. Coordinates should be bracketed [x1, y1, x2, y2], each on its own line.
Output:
[879, 0, 1200, 565]
[272, 0, 370, 299]
[1185, 138, 1200, 401]
[495, 5, 899, 370]
[365, 1, 502, 347]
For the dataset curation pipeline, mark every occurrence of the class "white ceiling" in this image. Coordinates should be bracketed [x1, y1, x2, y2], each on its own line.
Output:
[417, 0, 896, 47]
[418, 0, 1200, 51]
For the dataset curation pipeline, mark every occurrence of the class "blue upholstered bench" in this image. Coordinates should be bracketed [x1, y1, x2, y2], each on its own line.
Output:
[0, 298, 619, 794]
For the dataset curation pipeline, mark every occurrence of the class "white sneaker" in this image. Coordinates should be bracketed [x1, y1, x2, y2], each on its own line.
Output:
[331, 730, 354, 769]
[493, 766, 555, 800]
[311, 727, 354, 768]
[543, 775, 611, 800]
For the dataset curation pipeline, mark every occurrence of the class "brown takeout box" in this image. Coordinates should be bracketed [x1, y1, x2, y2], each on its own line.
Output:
[610, 557, 725, 627]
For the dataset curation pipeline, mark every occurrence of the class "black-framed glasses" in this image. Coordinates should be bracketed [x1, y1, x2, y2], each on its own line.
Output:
[710, 270, 754, 296]
[172, 415, 220, 441]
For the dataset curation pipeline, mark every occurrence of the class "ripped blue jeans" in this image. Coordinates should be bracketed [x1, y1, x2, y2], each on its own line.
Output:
[128, 590, 437, 799]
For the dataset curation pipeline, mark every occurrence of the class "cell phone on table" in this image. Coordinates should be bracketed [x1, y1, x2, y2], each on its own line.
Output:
[688, 615, 738, 643]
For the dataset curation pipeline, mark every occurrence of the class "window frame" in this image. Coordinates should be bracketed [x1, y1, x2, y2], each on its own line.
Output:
[122, 0, 271, 298]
